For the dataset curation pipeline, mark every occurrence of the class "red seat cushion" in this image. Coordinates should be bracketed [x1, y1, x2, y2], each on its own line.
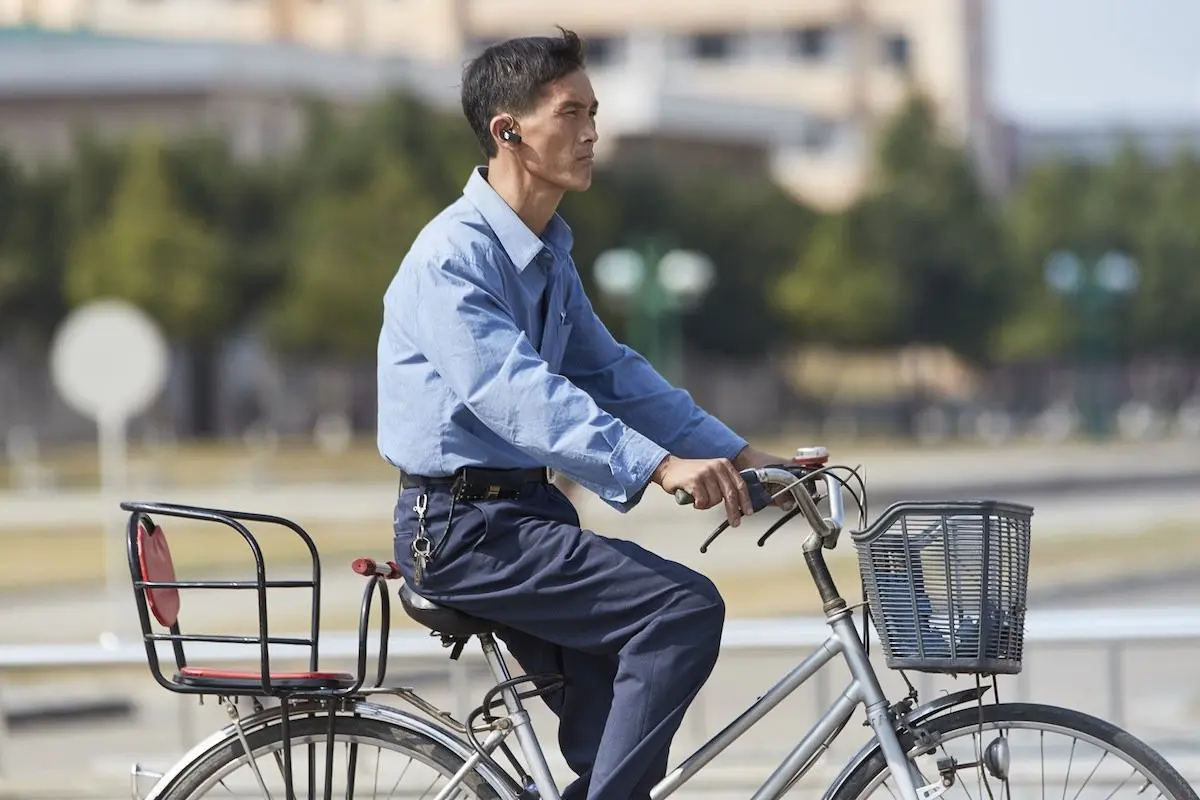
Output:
[176, 666, 356, 692]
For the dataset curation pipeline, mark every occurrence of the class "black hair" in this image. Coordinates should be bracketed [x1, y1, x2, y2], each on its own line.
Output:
[461, 27, 587, 158]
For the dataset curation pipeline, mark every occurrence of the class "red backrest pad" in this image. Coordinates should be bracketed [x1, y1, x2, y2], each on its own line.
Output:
[137, 521, 180, 628]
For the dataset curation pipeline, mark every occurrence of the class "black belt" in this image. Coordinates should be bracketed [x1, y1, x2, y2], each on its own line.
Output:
[399, 466, 550, 500]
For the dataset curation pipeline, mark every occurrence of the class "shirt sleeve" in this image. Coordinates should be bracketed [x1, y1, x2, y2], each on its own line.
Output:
[397, 251, 669, 510]
[559, 261, 749, 461]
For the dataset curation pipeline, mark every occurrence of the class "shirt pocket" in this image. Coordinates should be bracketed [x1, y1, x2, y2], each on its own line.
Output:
[538, 311, 573, 375]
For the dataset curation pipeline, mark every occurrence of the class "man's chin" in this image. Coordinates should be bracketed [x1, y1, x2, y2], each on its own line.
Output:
[565, 167, 593, 192]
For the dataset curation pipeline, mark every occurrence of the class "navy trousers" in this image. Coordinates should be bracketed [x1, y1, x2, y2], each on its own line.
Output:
[392, 481, 725, 800]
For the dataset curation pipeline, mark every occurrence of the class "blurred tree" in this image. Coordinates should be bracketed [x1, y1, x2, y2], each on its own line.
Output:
[63, 134, 127, 231]
[292, 93, 478, 207]
[161, 135, 294, 322]
[261, 94, 479, 360]
[774, 210, 899, 345]
[1134, 149, 1200, 356]
[65, 136, 229, 338]
[568, 167, 815, 356]
[996, 140, 1200, 362]
[0, 148, 31, 337]
[0, 165, 72, 344]
[64, 136, 229, 433]
[867, 94, 1012, 361]
[774, 93, 1010, 362]
[992, 160, 1093, 362]
[667, 173, 817, 356]
[362, 92, 481, 206]
[268, 150, 439, 357]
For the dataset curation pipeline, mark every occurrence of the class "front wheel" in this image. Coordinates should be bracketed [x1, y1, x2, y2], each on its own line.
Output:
[158, 713, 518, 799]
[834, 702, 1198, 800]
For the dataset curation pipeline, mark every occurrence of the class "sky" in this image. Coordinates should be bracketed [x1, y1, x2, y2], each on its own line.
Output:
[988, 0, 1200, 127]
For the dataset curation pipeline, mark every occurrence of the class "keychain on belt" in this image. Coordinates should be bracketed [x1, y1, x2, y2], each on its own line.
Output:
[410, 490, 457, 586]
[411, 493, 431, 585]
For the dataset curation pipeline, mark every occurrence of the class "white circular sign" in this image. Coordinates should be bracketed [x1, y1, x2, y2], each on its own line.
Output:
[50, 298, 169, 423]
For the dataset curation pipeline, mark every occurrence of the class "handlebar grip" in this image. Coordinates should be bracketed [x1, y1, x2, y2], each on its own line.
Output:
[675, 489, 695, 506]
[352, 557, 402, 579]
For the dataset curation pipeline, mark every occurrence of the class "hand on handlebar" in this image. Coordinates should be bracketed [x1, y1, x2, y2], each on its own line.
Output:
[673, 463, 848, 552]
[732, 446, 798, 511]
[651, 454, 754, 528]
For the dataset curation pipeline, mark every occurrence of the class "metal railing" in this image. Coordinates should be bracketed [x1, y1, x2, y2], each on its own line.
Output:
[1, 605, 1198, 784]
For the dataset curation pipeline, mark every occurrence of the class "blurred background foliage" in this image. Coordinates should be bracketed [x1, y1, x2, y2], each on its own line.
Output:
[2, 87, 1199, 391]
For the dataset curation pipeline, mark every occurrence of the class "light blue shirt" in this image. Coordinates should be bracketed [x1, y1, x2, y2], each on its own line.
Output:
[377, 167, 747, 512]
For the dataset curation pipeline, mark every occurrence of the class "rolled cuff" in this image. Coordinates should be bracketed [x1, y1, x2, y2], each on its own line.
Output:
[603, 426, 669, 513]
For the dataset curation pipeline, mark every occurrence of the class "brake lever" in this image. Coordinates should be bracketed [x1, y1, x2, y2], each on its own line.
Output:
[699, 521, 731, 554]
[757, 506, 802, 547]
[683, 468, 794, 554]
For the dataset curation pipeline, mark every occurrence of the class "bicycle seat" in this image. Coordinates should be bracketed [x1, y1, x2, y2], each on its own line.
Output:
[399, 580, 497, 637]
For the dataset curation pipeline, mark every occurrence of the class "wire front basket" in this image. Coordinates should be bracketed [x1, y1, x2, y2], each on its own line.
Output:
[852, 500, 1033, 675]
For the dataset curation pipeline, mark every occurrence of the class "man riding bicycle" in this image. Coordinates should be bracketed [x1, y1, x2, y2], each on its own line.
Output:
[376, 27, 789, 800]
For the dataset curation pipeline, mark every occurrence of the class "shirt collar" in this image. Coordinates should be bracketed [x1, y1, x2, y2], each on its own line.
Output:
[462, 167, 573, 271]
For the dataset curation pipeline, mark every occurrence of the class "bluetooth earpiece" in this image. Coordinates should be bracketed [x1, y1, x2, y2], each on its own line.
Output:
[498, 115, 522, 145]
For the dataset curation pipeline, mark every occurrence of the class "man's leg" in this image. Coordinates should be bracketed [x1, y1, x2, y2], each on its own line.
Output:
[393, 483, 725, 800]
[495, 628, 617, 799]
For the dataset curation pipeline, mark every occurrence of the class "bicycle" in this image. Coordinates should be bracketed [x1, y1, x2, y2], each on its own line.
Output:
[121, 447, 1199, 800]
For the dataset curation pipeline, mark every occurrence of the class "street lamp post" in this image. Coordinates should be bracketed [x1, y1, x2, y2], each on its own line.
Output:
[594, 240, 715, 384]
[1043, 249, 1139, 439]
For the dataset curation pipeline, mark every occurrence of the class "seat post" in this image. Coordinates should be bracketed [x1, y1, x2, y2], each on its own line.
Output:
[477, 633, 514, 686]
[476, 634, 562, 800]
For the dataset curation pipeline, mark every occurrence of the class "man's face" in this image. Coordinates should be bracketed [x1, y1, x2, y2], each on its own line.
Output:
[509, 69, 598, 192]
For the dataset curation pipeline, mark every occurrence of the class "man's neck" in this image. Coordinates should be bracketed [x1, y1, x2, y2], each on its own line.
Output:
[484, 161, 563, 237]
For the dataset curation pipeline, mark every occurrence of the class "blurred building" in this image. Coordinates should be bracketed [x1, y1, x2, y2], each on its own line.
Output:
[1, 0, 998, 209]
[0, 26, 400, 164]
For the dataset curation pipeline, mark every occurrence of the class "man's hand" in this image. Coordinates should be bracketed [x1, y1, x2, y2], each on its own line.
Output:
[732, 445, 797, 510]
[731, 445, 791, 471]
[652, 455, 754, 528]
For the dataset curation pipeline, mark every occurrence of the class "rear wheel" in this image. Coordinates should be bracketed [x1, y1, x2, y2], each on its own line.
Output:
[834, 703, 1197, 800]
[160, 713, 518, 799]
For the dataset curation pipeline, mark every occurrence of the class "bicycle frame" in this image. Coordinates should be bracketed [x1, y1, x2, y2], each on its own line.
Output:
[656, 611, 906, 800]
[464, 602, 927, 800]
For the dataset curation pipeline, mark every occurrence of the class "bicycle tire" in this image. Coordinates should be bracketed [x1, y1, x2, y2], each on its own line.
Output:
[158, 713, 513, 799]
[833, 702, 1198, 800]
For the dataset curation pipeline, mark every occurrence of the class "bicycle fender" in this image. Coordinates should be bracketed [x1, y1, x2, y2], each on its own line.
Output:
[819, 685, 990, 800]
[140, 700, 522, 800]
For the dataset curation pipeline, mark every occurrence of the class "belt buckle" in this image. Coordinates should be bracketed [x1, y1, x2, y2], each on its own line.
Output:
[485, 484, 502, 500]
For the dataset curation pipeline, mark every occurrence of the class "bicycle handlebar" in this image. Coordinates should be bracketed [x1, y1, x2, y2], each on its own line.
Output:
[675, 465, 845, 551]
